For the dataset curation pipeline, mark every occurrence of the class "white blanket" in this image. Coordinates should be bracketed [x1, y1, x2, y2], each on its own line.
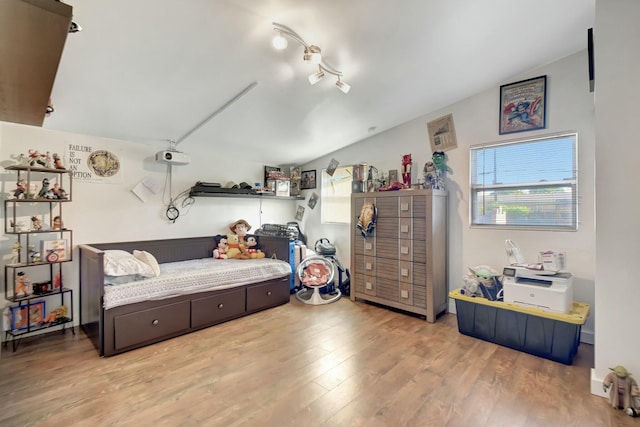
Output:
[103, 258, 292, 310]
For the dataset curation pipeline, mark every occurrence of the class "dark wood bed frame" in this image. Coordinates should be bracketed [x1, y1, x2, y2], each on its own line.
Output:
[79, 235, 292, 357]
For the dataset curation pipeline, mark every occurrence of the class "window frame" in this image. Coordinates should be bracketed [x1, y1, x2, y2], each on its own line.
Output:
[469, 132, 578, 231]
[320, 164, 359, 225]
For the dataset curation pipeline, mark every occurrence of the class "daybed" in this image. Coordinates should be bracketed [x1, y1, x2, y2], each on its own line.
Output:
[79, 235, 292, 357]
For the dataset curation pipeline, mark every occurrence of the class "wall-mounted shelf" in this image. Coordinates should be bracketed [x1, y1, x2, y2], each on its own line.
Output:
[189, 191, 304, 201]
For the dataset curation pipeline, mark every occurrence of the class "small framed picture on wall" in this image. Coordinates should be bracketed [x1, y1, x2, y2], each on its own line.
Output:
[301, 170, 316, 190]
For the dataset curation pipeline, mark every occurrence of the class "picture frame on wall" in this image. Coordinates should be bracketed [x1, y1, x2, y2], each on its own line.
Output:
[427, 113, 458, 152]
[499, 75, 547, 135]
[301, 170, 316, 190]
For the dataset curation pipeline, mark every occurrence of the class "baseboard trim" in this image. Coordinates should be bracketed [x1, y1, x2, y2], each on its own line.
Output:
[591, 368, 608, 398]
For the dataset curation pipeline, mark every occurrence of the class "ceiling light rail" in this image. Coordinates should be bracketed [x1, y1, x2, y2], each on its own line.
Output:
[272, 22, 350, 94]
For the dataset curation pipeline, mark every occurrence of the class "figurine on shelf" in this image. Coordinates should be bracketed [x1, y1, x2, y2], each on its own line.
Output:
[44, 151, 53, 169]
[31, 216, 43, 231]
[14, 271, 30, 297]
[13, 179, 27, 199]
[28, 245, 41, 262]
[52, 216, 64, 230]
[11, 241, 21, 264]
[37, 178, 50, 198]
[41, 305, 68, 325]
[28, 149, 46, 167]
[53, 153, 65, 170]
[53, 272, 63, 289]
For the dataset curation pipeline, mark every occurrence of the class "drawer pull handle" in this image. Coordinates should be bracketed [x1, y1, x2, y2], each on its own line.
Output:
[365, 243, 372, 250]
[267, 291, 272, 296]
[401, 246, 409, 254]
[366, 282, 373, 290]
[152, 319, 159, 326]
[401, 269, 409, 276]
[401, 203, 409, 211]
[218, 303, 224, 309]
[401, 225, 409, 233]
[366, 263, 372, 270]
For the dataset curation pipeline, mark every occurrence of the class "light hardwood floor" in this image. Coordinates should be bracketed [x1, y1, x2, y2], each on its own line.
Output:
[0, 295, 632, 427]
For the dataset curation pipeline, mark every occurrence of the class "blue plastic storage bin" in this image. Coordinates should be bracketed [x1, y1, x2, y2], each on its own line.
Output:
[449, 289, 590, 365]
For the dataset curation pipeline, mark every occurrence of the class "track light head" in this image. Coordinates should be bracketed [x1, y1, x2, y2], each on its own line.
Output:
[272, 32, 288, 49]
[308, 67, 325, 85]
[303, 45, 322, 63]
[69, 21, 82, 33]
[336, 78, 351, 94]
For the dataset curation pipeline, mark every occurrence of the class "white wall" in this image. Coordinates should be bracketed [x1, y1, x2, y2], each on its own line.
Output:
[592, 0, 640, 396]
[302, 50, 596, 343]
[0, 123, 299, 328]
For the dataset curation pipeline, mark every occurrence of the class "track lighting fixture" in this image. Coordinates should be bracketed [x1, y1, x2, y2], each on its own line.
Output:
[336, 77, 351, 94]
[308, 66, 325, 85]
[272, 22, 351, 94]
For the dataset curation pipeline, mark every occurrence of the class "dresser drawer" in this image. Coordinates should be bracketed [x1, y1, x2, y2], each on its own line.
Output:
[399, 196, 413, 217]
[376, 257, 399, 281]
[114, 300, 190, 350]
[246, 279, 290, 312]
[191, 288, 246, 328]
[376, 238, 398, 259]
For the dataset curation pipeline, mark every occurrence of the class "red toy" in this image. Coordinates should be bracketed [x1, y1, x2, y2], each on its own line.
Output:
[401, 153, 412, 187]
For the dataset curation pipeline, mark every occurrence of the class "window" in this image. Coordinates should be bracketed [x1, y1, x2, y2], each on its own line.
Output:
[321, 165, 357, 224]
[470, 132, 577, 230]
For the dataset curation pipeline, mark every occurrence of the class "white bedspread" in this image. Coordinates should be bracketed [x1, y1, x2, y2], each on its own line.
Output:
[103, 258, 292, 310]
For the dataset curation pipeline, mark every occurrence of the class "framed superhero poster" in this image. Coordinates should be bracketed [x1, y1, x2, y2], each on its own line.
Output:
[499, 75, 547, 135]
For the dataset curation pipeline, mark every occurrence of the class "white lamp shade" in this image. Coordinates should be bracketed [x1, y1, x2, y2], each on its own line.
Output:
[336, 79, 351, 94]
[308, 69, 325, 85]
[272, 34, 288, 50]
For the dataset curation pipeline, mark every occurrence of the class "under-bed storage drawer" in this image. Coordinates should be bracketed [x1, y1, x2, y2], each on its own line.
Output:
[114, 300, 190, 350]
[191, 288, 246, 328]
[246, 279, 290, 312]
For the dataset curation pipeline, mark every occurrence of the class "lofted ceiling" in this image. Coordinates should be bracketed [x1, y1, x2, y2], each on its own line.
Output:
[44, 0, 595, 165]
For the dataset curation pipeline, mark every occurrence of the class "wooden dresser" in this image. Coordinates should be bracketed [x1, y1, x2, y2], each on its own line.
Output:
[350, 189, 448, 322]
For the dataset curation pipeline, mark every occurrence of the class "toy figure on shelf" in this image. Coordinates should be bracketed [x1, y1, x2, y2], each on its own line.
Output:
[13, 179, 27, 199]
[401, 154, 412, 187]
[14, 271, 30, 297]
[52, 216, 64, 230]
[37, 178, 50, 198]
[41, 305, 68, 325]
[53, 272, 63, 289]
[28, 245, 41, 262]
[31, 216, 43, 231]
[28, 149, 46, 167]
[604, 365, 640, 417]
[53, 153, 65, 169]
[11, 241, 21, 264]
[44, 151, 53, 169]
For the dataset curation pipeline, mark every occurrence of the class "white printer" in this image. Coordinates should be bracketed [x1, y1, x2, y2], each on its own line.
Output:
[502, 266, 573, 313]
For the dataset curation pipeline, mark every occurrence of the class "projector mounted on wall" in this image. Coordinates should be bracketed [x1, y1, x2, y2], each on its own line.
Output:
[156, 150, 190, 165]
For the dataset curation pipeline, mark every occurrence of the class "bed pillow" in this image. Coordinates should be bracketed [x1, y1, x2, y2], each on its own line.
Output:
[133, 250, 161, 277]
[103, 250, 155, 277]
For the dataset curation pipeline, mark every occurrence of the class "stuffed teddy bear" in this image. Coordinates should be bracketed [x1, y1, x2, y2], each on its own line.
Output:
[244, 235, 265, 259]
[604, 365, 640, 417]
[213, 235, 228, 259]
[226, 234, 250, 259]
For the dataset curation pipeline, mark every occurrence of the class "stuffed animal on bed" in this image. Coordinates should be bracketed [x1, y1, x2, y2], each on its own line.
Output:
[226, 233, 250, 259]
[244, 235, 265, 259]
[213, 235, 228, 259]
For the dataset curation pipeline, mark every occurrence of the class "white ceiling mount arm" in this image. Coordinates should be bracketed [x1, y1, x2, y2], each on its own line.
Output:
[174, 81, 259, 146]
